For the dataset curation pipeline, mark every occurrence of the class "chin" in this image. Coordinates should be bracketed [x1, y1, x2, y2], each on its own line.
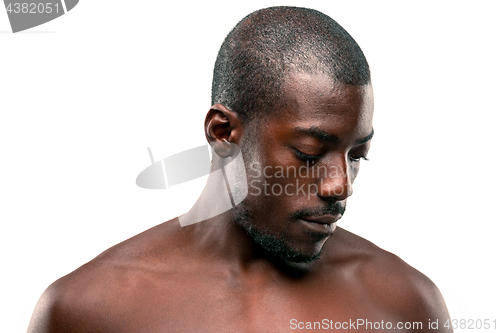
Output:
[243, 222, 326, 263]
[284, 241, 327, 263]
[282, 249, 324, 264]
[234, 202, 327, 264]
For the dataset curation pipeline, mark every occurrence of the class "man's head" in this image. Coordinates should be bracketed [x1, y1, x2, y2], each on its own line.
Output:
[205, 7, 374, 264]
[211, 6, 370, 124]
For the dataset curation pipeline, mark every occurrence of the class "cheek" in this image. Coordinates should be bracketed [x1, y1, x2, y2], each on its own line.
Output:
[254, 165, 317, 207]
[241, 140, 315, 209]
[350, 164, 360, 181]
[244, 164, 300, 214]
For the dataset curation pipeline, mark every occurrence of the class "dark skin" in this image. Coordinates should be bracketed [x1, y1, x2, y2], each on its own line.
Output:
[28, 72, 452, 332]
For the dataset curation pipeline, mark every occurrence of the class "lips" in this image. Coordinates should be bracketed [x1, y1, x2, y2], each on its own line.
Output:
[298, 214, 341, 234]
[301, 214, 342, 225]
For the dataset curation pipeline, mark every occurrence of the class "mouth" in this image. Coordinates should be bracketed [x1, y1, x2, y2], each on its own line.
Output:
[299, 214, 341, 234]
[301, 214, 342, 224]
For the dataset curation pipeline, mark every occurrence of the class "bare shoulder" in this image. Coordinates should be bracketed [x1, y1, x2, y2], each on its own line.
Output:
[326, 227, 452, 331]
[27, 218, 188, 333]
[329, 227, 437, 289]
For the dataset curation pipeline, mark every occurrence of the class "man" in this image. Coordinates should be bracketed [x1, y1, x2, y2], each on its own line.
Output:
[28, 6, 452, 332]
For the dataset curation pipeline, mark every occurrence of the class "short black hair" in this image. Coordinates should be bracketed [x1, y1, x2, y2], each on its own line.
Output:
[211, 6, 370, 123]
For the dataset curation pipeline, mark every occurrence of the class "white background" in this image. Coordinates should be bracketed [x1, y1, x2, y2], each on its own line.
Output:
[1, 1, 499, 332]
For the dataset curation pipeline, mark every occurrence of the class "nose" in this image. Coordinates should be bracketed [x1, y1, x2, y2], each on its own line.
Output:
[317, 154, 353, 201]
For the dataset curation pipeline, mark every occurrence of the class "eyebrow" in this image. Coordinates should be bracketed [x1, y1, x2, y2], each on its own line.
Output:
[292, 126, 374, 145]
[356, 128, 375, 145]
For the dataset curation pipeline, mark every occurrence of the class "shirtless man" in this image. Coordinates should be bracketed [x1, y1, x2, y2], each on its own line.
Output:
[28, 7, 452, 332]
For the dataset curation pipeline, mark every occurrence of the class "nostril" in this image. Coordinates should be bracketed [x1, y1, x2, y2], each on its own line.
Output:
[318, 176, 353, 200]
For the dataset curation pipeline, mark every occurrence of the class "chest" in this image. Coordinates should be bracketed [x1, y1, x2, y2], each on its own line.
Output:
[107, 271, 405, 333]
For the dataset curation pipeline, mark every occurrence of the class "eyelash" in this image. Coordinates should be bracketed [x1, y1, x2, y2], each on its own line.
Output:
[294, 149, 321, 162]
[294, 149, 369, 163]
[349, 155, 369, 162]
[349, 156, 369, 162]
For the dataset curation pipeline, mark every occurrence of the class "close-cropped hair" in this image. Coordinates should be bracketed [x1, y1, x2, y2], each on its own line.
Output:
[211, 6, 371, 123]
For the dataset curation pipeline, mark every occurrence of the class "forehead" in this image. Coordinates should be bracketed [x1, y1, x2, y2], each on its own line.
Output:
[282, 72, 373, 118]
[266, 72, 374, 142]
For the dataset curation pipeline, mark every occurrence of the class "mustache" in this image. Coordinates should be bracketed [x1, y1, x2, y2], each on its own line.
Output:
[290, 201, 345, 220]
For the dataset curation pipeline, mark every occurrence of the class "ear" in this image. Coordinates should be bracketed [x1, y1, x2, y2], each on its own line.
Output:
[205, 104, 243, 158]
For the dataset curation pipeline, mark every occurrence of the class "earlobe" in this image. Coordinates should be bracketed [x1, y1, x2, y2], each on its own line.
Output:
[204, 104, 242, 158]
[211, 139, 233, 158]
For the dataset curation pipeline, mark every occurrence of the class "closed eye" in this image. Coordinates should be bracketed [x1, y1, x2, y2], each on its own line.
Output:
[294, 148, 321, 163]
[349, 155, 369, 162]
